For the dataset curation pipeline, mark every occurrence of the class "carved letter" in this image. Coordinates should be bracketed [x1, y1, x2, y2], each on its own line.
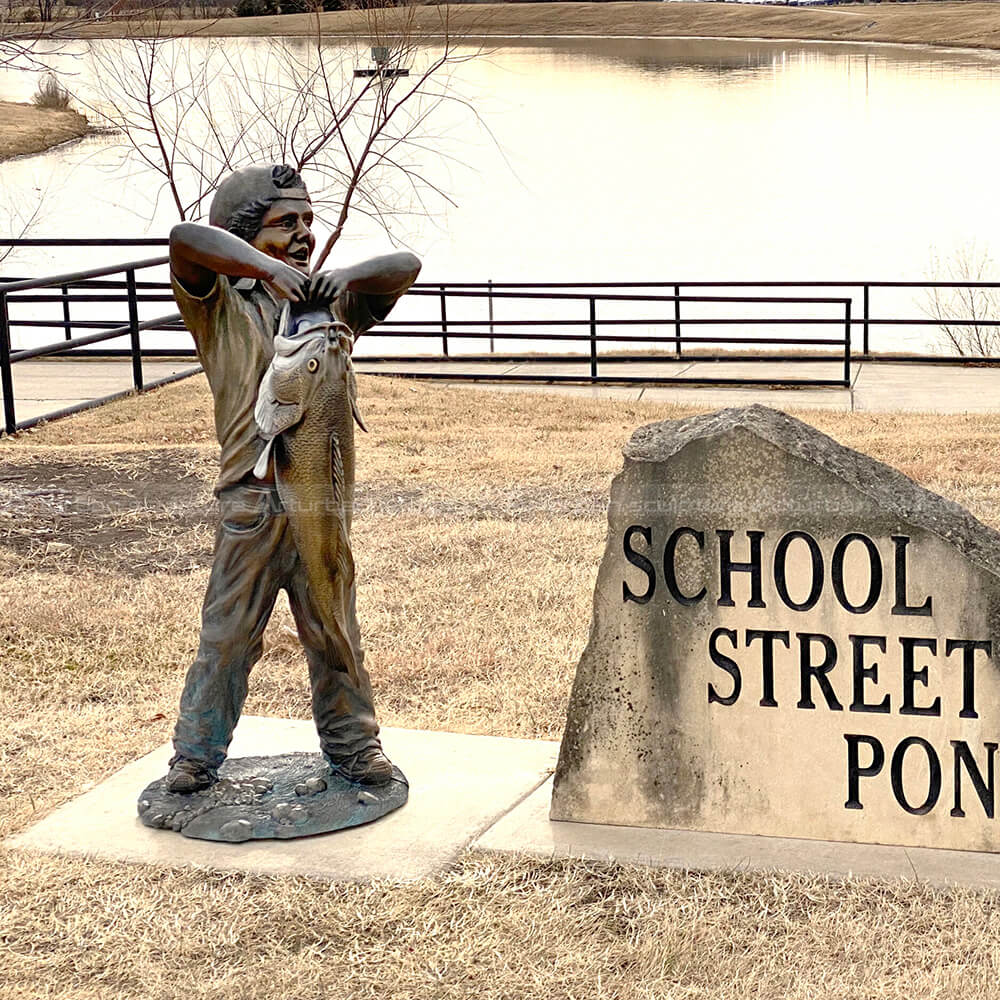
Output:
[623, 525, 655, 605]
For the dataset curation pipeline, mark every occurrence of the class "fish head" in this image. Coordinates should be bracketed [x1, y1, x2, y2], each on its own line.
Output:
[274, 301, 354, 382]
[255, 302, 365, 444]
[268, 303, 353, 398]
[270, 327, 351, 399]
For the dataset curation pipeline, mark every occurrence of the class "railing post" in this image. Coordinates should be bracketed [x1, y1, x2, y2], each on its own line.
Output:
[674, 283, 682, 357]
[126, 269, 143, 391]
[862, 284, 870, 356]
[488, 279, 494, 354]
[844, 298, 852, 388]
[61, 283, 72, 341]
[439, 284, 448, 357]
[0, 291, 16, 434]
[589, 296, 597, 380]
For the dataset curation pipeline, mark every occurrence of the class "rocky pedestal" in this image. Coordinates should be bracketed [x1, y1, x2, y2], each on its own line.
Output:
[551, 405, 1000, 852]
[138, 753, 407, 842]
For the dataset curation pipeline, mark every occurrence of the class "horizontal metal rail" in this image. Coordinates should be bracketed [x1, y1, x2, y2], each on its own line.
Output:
[0, 252, 186, 435]
[9, 235, 1000, 429]
[0, 256, 169, 294]
[8, 318, 183, 331]
[362, 289, 853, 387]
[418, 280, 1000, 289]
[9, 294, 177, 305]
[11, 313, 182, 363]
[355, 370, 850, 389]
[0, 238, 169, 247]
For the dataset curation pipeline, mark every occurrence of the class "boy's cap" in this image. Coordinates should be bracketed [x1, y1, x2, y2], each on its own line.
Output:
[208, 165, 309, 232]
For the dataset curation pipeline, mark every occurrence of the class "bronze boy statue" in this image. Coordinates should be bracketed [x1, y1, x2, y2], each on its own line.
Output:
[166, 164, 420, 794]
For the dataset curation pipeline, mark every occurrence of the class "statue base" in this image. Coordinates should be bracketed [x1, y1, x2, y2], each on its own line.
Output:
[137, 752, 408, 842]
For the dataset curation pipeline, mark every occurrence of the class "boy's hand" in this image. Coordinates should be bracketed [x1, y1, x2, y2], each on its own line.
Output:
[263, 260, 310, 302]
[307, 269, 348, 306]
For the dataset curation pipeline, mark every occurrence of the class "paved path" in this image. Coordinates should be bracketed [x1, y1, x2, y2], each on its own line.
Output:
[1, 358, 199, 427]
[354, 358, 1000, 413]
[11, 716, 1000, 890]
[4, 356, 1000, 424]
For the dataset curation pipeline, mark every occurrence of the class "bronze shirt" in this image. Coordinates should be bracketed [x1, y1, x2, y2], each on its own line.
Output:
[172, 272, 393, 493]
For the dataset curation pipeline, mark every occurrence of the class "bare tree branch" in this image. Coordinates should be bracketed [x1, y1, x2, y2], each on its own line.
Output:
[66, 0, 493, 264]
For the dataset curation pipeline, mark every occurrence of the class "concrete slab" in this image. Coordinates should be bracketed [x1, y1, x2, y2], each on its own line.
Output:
[681, 359, 859, 382]
[2, 359, 197, 424]
[907, 845, 1000, 890]
[7, 717, 558, 882]
[504, 361, 591, 377]
[478, 778, 1000, 890]
[505, 360, 692, 379]
[852, 362, 1000, 412]
[476, 778, 919, 883]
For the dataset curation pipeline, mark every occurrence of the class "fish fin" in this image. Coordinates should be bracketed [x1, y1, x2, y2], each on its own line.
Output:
[252, 439, 274, 481]
[256, 400, 303, 439]
[329, 432, 355, 588]
[277, 300, 292, 339]
[255, 367, 306, 438]
[348, 367, 368, 432]
[331, 430, 345, 496]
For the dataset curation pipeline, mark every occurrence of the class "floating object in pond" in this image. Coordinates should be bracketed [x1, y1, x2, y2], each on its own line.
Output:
[355, 44, 409, 78]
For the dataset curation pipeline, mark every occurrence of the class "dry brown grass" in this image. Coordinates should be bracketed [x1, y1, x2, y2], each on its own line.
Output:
[5, 375, 1000, 998]
[60, 2, 1000, 55]
[0, 99, 89, 161]
[4, 847, 1000, 1000]
[13, 372, 1000, 521]
[3, 849, 1000, 1000]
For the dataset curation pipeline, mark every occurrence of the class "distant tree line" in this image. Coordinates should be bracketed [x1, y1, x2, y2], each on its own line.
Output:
[5, 0, 408, 22]
[232, 0, 405, 16]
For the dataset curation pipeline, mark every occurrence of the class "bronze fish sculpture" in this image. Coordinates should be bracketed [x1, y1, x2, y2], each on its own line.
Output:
[253, 301, 367, 672]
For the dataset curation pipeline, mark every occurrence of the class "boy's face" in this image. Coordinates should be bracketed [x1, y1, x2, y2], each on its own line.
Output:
[251, 197, 315, 274]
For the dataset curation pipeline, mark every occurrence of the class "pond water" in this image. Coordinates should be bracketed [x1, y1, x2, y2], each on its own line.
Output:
[5, 35, 1000, 355]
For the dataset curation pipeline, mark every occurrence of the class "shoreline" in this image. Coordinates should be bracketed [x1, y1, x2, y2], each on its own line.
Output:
[57, 3, 1000, 52]
[0, 101, 90, 162]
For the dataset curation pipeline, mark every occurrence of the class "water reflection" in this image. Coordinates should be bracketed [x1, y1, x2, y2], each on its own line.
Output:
[5, 36, 1000, 354]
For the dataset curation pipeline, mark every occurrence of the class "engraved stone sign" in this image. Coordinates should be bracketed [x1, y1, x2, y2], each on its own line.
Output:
[551, 405, 1000, 852]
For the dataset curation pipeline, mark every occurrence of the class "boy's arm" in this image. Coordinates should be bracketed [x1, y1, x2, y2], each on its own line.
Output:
[309, 252, 422, 320]
[169, 222, 309, 301]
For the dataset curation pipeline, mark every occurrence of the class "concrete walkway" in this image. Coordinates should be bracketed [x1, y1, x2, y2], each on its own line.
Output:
[10, 717, 1000, 890]
[1, 358, 199, 426]
[4, 356, 1000, 422]
[353, 358, 1000, 413]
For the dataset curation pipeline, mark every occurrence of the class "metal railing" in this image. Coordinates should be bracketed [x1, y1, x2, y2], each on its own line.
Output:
[7, 238, 1000, 432]
[6, 241, 1000, 357]
[381, 286, 854, 387]
[0, 253, 194, 435]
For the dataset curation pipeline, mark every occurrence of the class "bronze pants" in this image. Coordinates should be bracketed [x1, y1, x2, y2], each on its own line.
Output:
[172, 481, 379, 771]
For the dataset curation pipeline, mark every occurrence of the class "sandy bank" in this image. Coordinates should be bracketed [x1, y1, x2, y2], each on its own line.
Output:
[0, 101, 89, 161]
[61, 2, 1000, 51]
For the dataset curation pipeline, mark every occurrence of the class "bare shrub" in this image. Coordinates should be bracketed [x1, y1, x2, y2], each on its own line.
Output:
[76, 4, 486, 251]
[923, 245, 1000, 357]
[31, 72, 71, 110]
